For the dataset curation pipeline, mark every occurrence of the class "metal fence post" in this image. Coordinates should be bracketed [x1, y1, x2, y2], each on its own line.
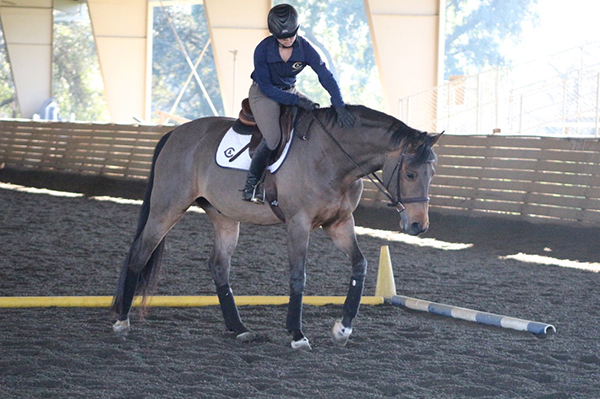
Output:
[595, 72, 600, 137]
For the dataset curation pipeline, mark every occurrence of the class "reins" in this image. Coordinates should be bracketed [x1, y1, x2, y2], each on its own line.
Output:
[306, 111, 430, 212]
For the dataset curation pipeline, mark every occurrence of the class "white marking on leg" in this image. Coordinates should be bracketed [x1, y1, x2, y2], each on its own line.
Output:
[290, 337, 312, 350]
[113, 319, 130, 334]
[331, 319, 352, 347]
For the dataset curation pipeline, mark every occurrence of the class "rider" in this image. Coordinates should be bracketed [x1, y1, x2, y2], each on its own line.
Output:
[241, 3, 356, 202]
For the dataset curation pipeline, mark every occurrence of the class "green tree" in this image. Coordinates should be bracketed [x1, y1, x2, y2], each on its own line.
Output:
[0, 23, 17, 119]
[445, 0, 539, 78]
[53, 12, 109, 121]
[152, 4, 224, 121]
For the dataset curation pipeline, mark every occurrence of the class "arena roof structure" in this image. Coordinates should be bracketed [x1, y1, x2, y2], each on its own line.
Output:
[0, 0, 444, 123]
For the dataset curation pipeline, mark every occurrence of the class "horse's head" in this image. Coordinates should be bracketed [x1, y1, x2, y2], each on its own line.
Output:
[382, 131, 443, 235]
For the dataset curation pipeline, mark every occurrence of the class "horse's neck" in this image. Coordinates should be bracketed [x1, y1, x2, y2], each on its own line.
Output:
[313, 126, 388, 182]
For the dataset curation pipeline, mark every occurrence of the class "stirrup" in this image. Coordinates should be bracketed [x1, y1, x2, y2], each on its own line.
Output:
[242, 184, 264, 204]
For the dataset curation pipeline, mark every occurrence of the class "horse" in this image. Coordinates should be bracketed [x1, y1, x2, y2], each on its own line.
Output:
[111, 104, 442, 349]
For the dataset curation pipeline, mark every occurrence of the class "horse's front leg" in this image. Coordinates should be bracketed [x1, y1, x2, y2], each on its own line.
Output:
[323, 215, 367, 347]
[286, 219, 312, 349]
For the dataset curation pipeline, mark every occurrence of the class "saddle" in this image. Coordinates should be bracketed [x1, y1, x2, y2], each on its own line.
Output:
[232, 98, 298, 222]
[232, 98, 296, 161]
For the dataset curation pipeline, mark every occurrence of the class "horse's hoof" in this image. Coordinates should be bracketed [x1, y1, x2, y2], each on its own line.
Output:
[331, 320, 352, 347]
[290, 337, 312, 350]
[113, 319, 130, 334]
[236, 331, 259, 343]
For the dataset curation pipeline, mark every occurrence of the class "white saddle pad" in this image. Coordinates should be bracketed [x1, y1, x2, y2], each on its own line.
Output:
[215, 127, 293, 173]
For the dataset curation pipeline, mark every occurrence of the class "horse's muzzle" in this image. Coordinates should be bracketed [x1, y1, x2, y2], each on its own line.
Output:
[407, 221, 428, 236]
[399, 208, 429, 236]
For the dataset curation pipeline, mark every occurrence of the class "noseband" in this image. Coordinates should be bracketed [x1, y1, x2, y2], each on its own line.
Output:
[308, 112, 431, 213]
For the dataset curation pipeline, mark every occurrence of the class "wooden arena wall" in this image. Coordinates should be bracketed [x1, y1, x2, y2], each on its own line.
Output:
[1, 120, 599, 226]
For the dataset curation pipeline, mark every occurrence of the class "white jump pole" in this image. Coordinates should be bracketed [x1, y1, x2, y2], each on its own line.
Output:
[375, 245, 556, 336]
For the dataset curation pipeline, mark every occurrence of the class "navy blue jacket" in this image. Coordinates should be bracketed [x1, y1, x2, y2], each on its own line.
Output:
[250, 35, 345, 108]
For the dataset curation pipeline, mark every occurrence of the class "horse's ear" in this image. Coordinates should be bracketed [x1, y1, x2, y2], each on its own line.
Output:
[405, 131, 427, 153]
[427, 131, 444, 146]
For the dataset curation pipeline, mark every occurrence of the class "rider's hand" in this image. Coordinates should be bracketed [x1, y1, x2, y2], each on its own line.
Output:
[297, 97, 317, 111]
[335, 105, 355, 128]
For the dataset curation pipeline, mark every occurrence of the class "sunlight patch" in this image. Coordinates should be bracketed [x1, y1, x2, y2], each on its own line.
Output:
[0, 182, 83, 198]
[91, 196, 142, 205]
[354, 226, 473, 250]
[500, 253, 600, 273]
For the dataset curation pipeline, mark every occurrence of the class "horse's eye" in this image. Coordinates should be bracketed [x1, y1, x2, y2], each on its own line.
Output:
[405, 171, 417, 181]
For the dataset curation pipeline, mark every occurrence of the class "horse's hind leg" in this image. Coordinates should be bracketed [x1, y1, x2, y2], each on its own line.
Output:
[204, 206, 251, 339]
[323, 215, 367, 347]
[113, 202, 190, 332]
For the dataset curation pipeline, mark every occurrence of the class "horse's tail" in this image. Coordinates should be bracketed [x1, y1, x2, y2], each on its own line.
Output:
[111, 131, 172, 317]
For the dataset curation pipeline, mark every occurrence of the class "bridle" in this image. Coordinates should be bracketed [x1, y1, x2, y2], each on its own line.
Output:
[381, 154, 431, 212]
[308, 112, 431, 213]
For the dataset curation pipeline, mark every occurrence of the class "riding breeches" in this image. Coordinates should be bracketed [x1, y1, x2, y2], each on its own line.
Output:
[249, 82, 307, 150]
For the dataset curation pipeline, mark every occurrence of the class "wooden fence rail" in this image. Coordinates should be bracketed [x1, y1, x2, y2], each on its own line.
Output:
[1, 121, 599, 226]
[363, 134, 600, 225]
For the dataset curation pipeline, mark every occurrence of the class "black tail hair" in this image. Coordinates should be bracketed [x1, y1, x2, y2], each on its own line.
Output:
[111, 131, 172, 316]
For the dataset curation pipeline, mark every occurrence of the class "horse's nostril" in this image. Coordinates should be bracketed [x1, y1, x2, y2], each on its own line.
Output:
[411, 222, 422, 232]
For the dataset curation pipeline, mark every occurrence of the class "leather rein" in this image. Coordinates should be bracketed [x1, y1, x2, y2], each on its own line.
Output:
[307, 112, 430, 212]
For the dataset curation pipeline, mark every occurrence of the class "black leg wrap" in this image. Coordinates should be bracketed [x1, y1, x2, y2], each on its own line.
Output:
[286, 292, 303, 336]
[217, 284, 247, 333]
[342, 277, 365, 328]
[117, 268, 140, 320]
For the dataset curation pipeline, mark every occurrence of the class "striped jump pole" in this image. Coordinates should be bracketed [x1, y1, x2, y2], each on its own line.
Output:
[385, 295, 556, 335]
[375, 245, 556, 336]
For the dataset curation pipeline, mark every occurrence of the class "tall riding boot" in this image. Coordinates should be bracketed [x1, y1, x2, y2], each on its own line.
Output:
[241, 139, 274, 203]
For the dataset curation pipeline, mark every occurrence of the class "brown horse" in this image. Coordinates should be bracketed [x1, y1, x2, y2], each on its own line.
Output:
[111, 105, 442, 349]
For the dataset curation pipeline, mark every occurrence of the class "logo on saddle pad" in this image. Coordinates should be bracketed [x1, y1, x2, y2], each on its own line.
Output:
[215, 127, 293, 173]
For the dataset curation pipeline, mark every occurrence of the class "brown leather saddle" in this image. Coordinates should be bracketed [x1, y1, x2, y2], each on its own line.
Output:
[232, 98, 296, 161]
[232, 98, 297, 222]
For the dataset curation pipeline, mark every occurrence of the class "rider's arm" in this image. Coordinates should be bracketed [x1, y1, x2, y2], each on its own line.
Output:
[301, 38, 345, 108]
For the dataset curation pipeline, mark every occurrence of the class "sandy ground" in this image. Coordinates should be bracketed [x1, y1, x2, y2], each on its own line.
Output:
[1, 182, 599, 399]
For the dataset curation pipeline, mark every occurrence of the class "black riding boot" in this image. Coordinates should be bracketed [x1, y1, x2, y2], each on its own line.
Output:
[241, 139, 274, 203]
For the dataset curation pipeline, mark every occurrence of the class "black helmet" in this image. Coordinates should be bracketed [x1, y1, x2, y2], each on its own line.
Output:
[268, 4, 299, 39]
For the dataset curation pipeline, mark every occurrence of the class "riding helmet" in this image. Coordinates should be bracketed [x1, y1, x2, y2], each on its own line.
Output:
[268, 4, 299, 39]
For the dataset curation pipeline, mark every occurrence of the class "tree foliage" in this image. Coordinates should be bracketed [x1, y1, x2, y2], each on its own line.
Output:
[152, 4, 224, 120]
[0, 25, 17, 118]
[53, 15, 110, 121]
[445, 0, 539, 78]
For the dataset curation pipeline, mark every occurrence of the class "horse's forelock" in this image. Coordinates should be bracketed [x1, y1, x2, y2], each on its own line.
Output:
[406, 134, 437, 167]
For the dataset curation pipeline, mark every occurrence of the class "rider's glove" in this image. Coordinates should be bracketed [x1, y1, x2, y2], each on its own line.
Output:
[296, 97, 317, 111]
[335, 105, 355, 128]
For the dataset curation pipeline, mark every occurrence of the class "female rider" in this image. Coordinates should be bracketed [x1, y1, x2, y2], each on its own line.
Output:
[241, 3, 355, 202]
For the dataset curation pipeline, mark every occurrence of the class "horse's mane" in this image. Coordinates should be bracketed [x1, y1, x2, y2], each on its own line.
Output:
[344, 105, 435, 165]
[306, 105, 436, 166]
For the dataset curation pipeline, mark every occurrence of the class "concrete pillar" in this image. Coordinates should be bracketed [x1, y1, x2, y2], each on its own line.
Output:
[204, 0, 270, 117]
[364, 0, 444, 117]
[0, 0, 53, 118]
[88, 0, 150, 123]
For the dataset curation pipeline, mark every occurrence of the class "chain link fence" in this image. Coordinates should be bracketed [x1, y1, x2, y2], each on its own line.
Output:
[399, 43, 600, 137]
